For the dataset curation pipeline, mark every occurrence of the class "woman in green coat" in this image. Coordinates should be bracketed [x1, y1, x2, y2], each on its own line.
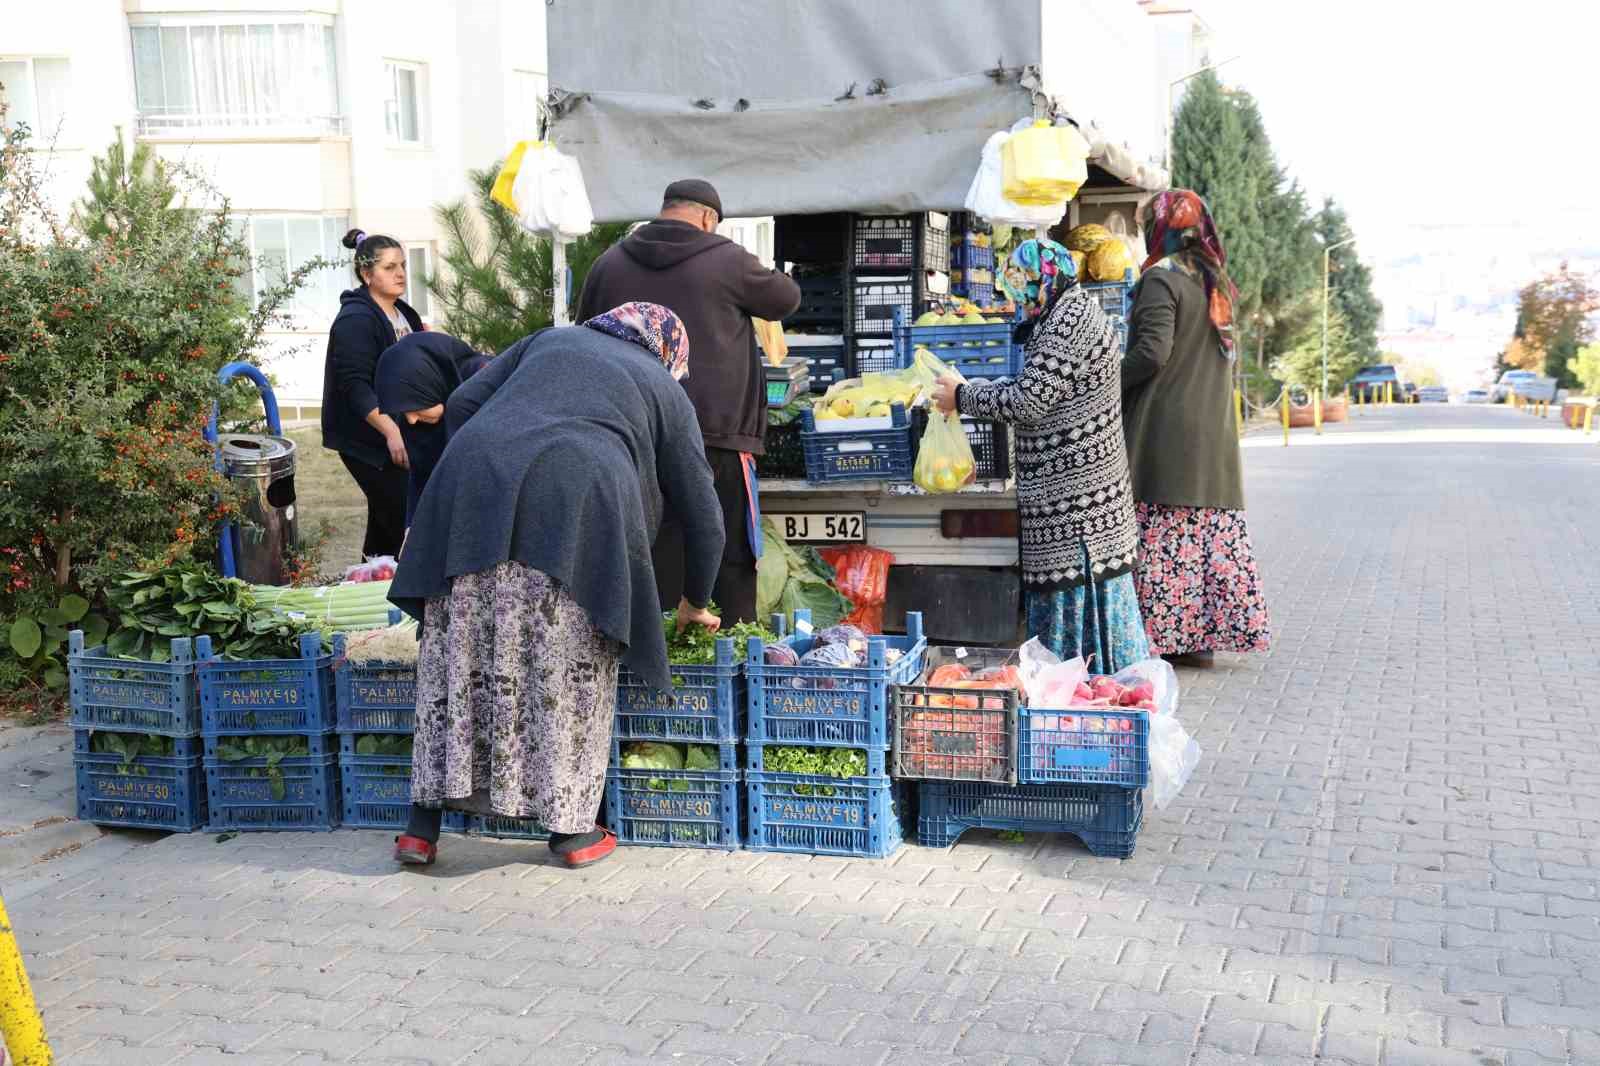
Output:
[1121, 190, 1271, 668]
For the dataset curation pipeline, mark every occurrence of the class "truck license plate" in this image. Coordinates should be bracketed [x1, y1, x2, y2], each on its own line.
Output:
[766, 512, 865, 543]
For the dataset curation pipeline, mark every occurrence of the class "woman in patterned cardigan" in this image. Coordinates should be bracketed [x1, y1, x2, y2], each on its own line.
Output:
[933, 239, 1149, 671]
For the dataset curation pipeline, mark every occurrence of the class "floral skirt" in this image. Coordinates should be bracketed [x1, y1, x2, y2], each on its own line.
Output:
[1025, 572, 1150, 674]
[411, 561, 622, 833]
[1133, 503, 1271, 656]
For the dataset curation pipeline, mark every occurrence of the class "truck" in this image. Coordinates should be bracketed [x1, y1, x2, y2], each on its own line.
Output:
[544, 0, 1170, 645]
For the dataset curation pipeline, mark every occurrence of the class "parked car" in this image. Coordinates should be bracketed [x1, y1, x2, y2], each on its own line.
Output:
[1347, 364, 1404, 402]
[1417, 386, 1448, 403]
[1463, 389, 1490, 403]
[1490, 369, 1556, 403]
[1402, 381, 1418, 402]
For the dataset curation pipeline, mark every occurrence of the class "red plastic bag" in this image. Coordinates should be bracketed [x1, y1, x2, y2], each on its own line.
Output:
[819, 545, 892, 634]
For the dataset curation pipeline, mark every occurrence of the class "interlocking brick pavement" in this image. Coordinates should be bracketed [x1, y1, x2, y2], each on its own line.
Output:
[5, 404, 1598, 1065]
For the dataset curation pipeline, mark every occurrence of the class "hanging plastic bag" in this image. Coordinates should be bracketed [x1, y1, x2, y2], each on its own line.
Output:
[818, 545, 893, 633]
[1018, 637, 1089, 706]
[1002, 120, 1091, 206]
[914, 410, 977, 494]
[1148, 708, 1201, 810]
[492, 141, 594, 239]
[965, 131, 1063, 228]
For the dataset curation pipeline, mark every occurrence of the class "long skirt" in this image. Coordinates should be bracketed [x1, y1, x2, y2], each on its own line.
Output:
[1133, 503, 1272, 657]
[410, 560, 622, 834]
[1025, 572, 1151, 674]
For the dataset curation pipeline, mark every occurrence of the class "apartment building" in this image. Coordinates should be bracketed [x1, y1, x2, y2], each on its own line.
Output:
[4, 1, 772, 410]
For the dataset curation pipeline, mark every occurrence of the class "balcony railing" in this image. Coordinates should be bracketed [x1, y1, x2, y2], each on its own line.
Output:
[135, 113, 349, 137]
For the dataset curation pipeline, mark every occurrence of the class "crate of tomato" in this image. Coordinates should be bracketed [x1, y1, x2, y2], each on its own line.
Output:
[892, 647, 1021, 785]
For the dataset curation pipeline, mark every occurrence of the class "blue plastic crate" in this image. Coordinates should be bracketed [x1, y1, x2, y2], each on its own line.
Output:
[744, 770, 900, 858]
[204, 753, 339, 832]
[197, 633, 336, 736]
[916, 780, 1142, 858]
[463, 813, 550, 840]
[950, 279, 996, 307]
[800, 404, 913, 484]
[788, 336, 848, 393]
[333, 637, 417, 734]
[605, 767, 740, 850]
[205, 730, 338, 760]
[74, 729, 201, 759]
[891, 307, 1021, 380]
[1082, 270, 1136, 323]
[613, 738, 739, 773]
[616, 638, 743, 744]
[746, 610, 925, 748]
[337, 750, 413, 829]
[75, 749, 207, 832]
[1017, 706, 1149, 789]
[949, 237, 996, 271]
[745, 743, 887, 777]
[68, 631, 201, 737]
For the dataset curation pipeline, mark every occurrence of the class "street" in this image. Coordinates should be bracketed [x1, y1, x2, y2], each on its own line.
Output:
[4, 401, 1598, 1066]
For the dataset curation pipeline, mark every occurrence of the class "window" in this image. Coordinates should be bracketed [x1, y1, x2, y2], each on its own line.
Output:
[403, 245, 432, 320]
[239, 214, 349, 317]
[383, 61, 423, 145]
[129, 17, 341, 135]
[510, 68, 547, 138]
[0, 57, 71, 138]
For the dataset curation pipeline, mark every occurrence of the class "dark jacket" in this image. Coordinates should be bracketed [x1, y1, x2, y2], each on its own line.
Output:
[387, 326, 726, 693]
[374, 332, 491, 525]
[321, 287, 424, 468]
[1120, 267, 1245, 511]
[575, 220, 801, 454]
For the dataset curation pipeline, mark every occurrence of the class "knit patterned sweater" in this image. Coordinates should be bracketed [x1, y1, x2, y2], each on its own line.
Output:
[958, 287, 1139, 590]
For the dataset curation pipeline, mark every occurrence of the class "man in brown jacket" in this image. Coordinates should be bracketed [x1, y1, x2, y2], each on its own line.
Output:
[576, 179, 801, 623]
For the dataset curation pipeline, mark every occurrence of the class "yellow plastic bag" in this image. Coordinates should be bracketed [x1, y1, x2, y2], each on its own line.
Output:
[490, 140, 538, 215]
[1001, 120, 1090, 206]
[754, 318, 788, 365]
[914, 410, 977, 494]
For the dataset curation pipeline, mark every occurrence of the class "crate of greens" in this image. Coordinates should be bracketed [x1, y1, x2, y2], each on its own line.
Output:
[198, 632, 337, 736]
[204, 734, 339, 831]
[607, 741, 741, 849]
[74, 730, 207, 832]
[615, 613, 774, 745]
[333, 625, 419, 735]
[69, 631, 201, 738]
[338, 733, 414, 829]
[744, 746, 900, 859]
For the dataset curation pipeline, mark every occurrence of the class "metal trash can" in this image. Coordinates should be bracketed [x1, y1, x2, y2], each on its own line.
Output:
[218, 433, 298, 586]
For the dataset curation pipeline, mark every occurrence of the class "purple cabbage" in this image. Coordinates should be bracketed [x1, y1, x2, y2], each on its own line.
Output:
[815, 624, 867, 649]
[801, 642, 859, 669]
[763, 643, 801, 667]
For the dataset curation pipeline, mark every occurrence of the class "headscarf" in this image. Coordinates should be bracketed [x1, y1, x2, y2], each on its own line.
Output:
[998, 238, 1078, 321]
[1139, 189, 1239, 357]
[582, 301, 691, 381]
[375, 332, 490, 522]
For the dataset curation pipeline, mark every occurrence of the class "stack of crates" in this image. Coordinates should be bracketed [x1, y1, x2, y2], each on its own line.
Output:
[948, 214, 998, 307]
[775, 214, 850, 394]
[742, 611, 926, 859]
[68, 630, 208, 832]
[198, 633, 340, 832]
[606, 637, 743, 849]
[849, 213, 950, 380]
[892, 647, 1147, 858]
[1082, 269, 1138, 354]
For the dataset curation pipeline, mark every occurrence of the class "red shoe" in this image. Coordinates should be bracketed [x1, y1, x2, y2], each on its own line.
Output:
[393, 835, 437, 866]
[562, 828, 617, 869]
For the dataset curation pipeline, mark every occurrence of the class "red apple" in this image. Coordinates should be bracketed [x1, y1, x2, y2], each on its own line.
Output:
[1121, 681, 1156, 707]
[1089, 676, 1123, 702]
[1072, 681, 1094, 704]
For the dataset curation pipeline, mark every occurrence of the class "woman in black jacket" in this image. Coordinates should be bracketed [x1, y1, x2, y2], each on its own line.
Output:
[320, 229, 423, 559]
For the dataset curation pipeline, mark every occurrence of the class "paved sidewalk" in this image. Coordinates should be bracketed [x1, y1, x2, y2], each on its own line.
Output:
[5, 403, 1599, 1066]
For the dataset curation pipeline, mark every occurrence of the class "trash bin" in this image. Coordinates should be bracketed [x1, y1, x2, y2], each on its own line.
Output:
[218, 433, 298, 586]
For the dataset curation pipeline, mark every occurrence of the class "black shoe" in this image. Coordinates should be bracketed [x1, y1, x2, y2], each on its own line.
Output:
[1162, 651, 1215, 669]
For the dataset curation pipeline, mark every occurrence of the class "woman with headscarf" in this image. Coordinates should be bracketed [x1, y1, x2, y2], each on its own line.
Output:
[933, 240, 1149, 671]
[386, 302, 726, 869]
[1121, 189, 1271, 668]
[374, 332, 491, 525]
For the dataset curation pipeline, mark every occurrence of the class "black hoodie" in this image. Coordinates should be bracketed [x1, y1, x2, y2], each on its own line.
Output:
[576, 219, 801, 454]
[321, 287, 424, 468]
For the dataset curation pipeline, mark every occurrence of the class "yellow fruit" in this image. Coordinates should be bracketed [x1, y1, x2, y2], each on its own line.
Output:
[866, 402, 891, 417]
[1069, 250, 1087, 278]
[961, 311, 987, 326]
[1065, 223, 1112, 253]
[933, 468, 964, 492]
[831, 396, 856, 418]
[938, 312, 962, 326]
[914, 311, 942, 327]
[815, 409, 841, 421]
[1087, 240, 1135, 282]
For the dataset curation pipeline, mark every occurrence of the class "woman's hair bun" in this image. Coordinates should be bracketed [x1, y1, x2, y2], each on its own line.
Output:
[341, 228, 367, 251]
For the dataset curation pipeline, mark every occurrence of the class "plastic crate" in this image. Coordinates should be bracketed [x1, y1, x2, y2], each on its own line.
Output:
[613, 737, 739, 773]
[800, 404, 913, 484]
[786, 335, 848, 392]
[337, 751, 412, 829]
[851, 213, 949, 273]
[746, 743, 887, 777]
[951, 280, 996, 307]
[787, 274, 848, 333]
[1017, 705, 1149, 789]
[745, 609, 926, 747]
[757, 420, 807, 479]
[74, 731, 207, 831]
[744, 770, 901, 858]
[204, 729, 338, 761]
[605, 767, 740, 849]
[1083, 271, 1136, 322]
[916, 780, 1142, 858]
[204, 753, 339, 832]
[910, 410, 1012, 482]
[68, 631, 201, 737]
[850, 275, 916, 335]
[850, 336, 898, 378]
[462, 813, 549, 840]
[332, 643, 417, 734]
[891, 647, 1019, 784]
[197, 633, 336, 736]
[949, 237, 996, 271]
[892, 307, 1021, 380]
[616, 638, 743, 744]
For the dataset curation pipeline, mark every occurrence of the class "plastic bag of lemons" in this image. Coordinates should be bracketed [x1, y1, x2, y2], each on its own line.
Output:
[914, 410, 977, 494]
[812, 349, 959, 423]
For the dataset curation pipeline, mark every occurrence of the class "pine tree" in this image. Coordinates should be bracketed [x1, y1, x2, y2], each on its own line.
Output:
[1314, 199, 1382, 363]
[430, 165, 629, 353]
[72, 130, 175, 243]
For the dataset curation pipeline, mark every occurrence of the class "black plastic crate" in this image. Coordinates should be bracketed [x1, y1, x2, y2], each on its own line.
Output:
[786, 273, 848, 333]
[852, 214, 950, 273]
[850, 276, 915, 336]
[786, 336, 848, 392]
[911, 409, 1012, 482]
[892, 647, 1019, 785]
[776, 214, 850, 267]
[757, 419, 807, 480]
[850, 336, 898, 378]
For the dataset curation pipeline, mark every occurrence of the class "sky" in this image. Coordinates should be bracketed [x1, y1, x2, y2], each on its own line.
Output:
[1192, 0, 1600, 334]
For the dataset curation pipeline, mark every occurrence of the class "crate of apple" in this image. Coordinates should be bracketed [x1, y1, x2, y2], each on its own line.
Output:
[1018, 673, 1152, 788]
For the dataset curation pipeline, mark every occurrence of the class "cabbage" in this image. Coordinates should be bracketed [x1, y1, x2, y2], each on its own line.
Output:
[620, 741, 687, 791]
[763, 643, 801, 667]
[684, 744, 720, 771]
[815, 624, 867, 649]
[801, 642, 859, 669]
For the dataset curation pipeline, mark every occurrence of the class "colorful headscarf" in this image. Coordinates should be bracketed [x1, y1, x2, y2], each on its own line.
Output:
[998, 238, 1078, 321]
[582, 301, 691, 381]
[1140, 189, 1239, 357]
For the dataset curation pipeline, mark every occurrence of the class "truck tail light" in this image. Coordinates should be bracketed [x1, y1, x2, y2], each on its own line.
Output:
[940, 509, 1018, 539]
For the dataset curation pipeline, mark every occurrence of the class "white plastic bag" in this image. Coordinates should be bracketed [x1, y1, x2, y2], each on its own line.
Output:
[965, 131, 1063, 228]
[1148, 706, 1201, 810]
[1018, 637, 1088, 706]
[496, 141, 594, 239]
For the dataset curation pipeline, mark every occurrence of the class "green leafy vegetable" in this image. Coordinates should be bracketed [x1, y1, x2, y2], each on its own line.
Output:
[354, 733, 413, 775]
[762, 746, 867, 795]
[756, 519, 852, 628]
[214, 735, 311, 800]
[89, 731, 175, 775]
[661, 605, 778, 667]
[103, 564, 330, 663]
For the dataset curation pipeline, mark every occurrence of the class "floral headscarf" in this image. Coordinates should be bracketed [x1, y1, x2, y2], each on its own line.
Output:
[1140, 189, 1239, 358]
[998, 238, 1078, 321]
[582, 301, 691, 381]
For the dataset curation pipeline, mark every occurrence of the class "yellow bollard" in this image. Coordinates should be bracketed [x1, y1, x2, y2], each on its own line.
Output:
[1385, 381, 1393, 406]
[1585, 403, 1594, 435]
[1234, 386, 1244, 438]
[0, 891, 53, 1066]
[1313, 391, 1323, 435]
[1280, 390, 1290, 446]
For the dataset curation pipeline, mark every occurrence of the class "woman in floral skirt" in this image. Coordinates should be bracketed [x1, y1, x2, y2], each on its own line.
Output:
[1121, 190, 1272, 667]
